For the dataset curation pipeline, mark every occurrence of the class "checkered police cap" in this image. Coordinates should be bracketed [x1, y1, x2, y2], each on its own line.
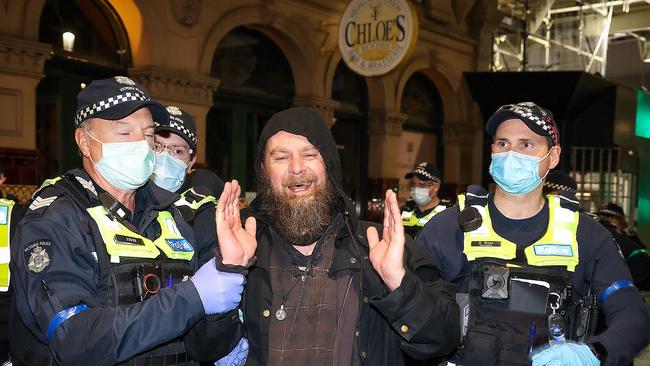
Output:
[75, 76, 167, 127]
[543, 170, 577, 194]
[486, 102, 560, 147]
[405, 162, 442, 182]
[154, 105, 197, 150]
[597, 202, 626, 219]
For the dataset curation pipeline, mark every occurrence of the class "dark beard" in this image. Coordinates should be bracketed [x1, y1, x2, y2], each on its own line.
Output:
[257, 170, 337, 246]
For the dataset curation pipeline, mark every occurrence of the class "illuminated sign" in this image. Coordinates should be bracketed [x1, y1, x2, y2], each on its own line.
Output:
[338, 0, 418, 76]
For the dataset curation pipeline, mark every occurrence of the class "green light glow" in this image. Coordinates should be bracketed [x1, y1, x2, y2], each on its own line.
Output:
[636, 89, 650, 139]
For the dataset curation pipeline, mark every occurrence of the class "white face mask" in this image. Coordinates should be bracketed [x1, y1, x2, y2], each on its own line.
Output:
[151, 152, 188, 192]
[86, 130, 155, 191]
[411, 187, 432, 205]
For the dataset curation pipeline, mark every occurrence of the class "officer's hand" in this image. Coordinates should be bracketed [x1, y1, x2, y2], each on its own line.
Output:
[191, 258, 245, 315]
[216, 180, 257, 267]
[215, 337, 249, 366]
[367, 190, 406, 291]
[532, 342, 600, 366]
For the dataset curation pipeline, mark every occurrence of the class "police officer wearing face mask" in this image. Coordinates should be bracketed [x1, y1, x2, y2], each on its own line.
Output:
[400, 162, 450, 239]
[417, 102, 650, 365]
[152, 105, 225, 266]
[9, 76, 252, 365]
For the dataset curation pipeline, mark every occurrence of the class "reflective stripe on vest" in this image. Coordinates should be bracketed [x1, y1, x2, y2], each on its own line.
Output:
[174, 188, 217, 211]
[461, 194, 580, 271]
[86, 206, 194, 261]
[402, 204, 446, 227]
[0, 199, 15, 291]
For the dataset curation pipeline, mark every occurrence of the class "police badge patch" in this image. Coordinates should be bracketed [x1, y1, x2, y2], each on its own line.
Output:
[24, 240, 53, 274]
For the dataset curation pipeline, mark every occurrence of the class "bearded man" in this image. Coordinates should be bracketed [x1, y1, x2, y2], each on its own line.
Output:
[194, 107, 460, 366]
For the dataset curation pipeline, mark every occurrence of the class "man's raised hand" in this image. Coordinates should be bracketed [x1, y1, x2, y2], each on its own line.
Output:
[215, 180, 257, 267]
[367, 189, 406, 291]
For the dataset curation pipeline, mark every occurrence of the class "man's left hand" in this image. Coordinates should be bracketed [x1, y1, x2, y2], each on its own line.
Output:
[367, 190, 406, 291]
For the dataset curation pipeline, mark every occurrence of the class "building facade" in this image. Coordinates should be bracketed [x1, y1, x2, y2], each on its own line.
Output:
[0, 0, 499, 215]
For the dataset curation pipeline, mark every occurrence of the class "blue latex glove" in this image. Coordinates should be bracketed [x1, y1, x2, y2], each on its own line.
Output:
[532, 342, 600, 366]
[215, 337, 248, 366]
[190, 258, 244, 315]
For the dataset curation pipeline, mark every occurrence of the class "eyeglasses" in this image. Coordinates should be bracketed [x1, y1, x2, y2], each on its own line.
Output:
[410, 181, 439, 189]
[154, 142, 193, 160]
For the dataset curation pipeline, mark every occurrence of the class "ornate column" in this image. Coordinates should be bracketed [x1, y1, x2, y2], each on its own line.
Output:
[443, 122, 479, 187]
[293, 95, 340, 128]
[0, 35, 51, 150]
[129, 67, 220, 163]
[367, 109, 407, 180]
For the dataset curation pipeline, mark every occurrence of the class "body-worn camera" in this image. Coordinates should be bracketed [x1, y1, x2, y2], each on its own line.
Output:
[482, 265, 509, 299]
[133, 264, 163, 301]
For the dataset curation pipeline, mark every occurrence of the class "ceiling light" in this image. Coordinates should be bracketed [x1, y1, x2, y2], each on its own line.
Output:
[62, 32, 75, 52]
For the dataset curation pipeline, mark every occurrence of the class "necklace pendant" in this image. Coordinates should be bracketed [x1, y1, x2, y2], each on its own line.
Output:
[276, 305, 286, 321]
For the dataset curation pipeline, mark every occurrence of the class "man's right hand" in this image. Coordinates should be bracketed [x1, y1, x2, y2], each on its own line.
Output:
[215, 180, 257, 267]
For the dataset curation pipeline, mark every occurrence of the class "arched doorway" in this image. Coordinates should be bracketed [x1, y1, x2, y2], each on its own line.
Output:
[37, 0, 131, 179]
[207, 26, 294, 192]
[331, 61, 369, 217]
[400, 72, 445, 172]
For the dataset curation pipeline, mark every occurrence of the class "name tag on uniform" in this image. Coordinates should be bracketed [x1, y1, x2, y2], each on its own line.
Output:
[114, 234, 145, 246]
[165, 238, 193, 252]
[533, 244, 573, 257]
[471, 240, 501, 247]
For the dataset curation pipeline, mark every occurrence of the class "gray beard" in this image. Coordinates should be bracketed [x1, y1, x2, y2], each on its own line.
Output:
[257, 171, 337, 246]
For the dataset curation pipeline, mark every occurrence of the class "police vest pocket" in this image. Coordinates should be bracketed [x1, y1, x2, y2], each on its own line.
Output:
[464, 327, 500, 366]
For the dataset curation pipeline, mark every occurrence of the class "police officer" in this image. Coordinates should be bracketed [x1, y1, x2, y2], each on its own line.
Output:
[401, 162, 450, 239]
[0, 168, 25, 361]
[9, 76, 251, 365]
[151, 105, 224, 265]
[595, 204, 650, 291]
[597, 202, 645, 247]
[418, 102, 650, 365]
[543, 170, 578, 197]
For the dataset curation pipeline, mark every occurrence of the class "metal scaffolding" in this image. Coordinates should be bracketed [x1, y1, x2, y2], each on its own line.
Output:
[492, 0, 650, 75]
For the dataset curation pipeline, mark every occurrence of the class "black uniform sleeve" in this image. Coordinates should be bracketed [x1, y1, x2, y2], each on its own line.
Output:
[579, 218, 650, 365]
[192, 203, 218, 267]
[369, 235, 461, 359]
[11, 198, 206, 365]
[183, 308, 245, 361]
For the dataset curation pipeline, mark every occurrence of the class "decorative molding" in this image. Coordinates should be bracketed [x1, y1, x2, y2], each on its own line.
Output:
[0, 87, 21, 137]
[171, 0, 202, 27]
[368, 109, 408, 136]
[443, 122, 475, 144]
[293, 96, 340, 128]
[0, 35, 51, 79]
[129, 67, 220, 107]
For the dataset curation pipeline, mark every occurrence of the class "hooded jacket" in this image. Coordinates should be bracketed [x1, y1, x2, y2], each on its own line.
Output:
[188, 107, 460, 365]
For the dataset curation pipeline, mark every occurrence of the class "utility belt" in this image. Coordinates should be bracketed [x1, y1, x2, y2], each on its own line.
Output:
[460, 259, 597, 366]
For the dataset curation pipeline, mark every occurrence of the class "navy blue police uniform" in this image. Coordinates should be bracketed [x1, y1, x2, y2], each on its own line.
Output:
[9, 170, 238, 365]
[418, 189, 650, 365]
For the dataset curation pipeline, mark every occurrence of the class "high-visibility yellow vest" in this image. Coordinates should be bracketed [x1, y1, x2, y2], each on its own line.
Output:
[0, 198, 15, 291]
[174, 188, 217, 211]
[402, 204, 446, 228]
[459, 194, 580, 271]
[86, 206, 194, 263]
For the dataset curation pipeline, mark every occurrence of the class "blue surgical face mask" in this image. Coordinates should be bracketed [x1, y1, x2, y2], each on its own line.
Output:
[151, 152, 188, 192]
[411, 187, 432, 205]
[489, 150, 552, 196]
[86, 130, 155, 191]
